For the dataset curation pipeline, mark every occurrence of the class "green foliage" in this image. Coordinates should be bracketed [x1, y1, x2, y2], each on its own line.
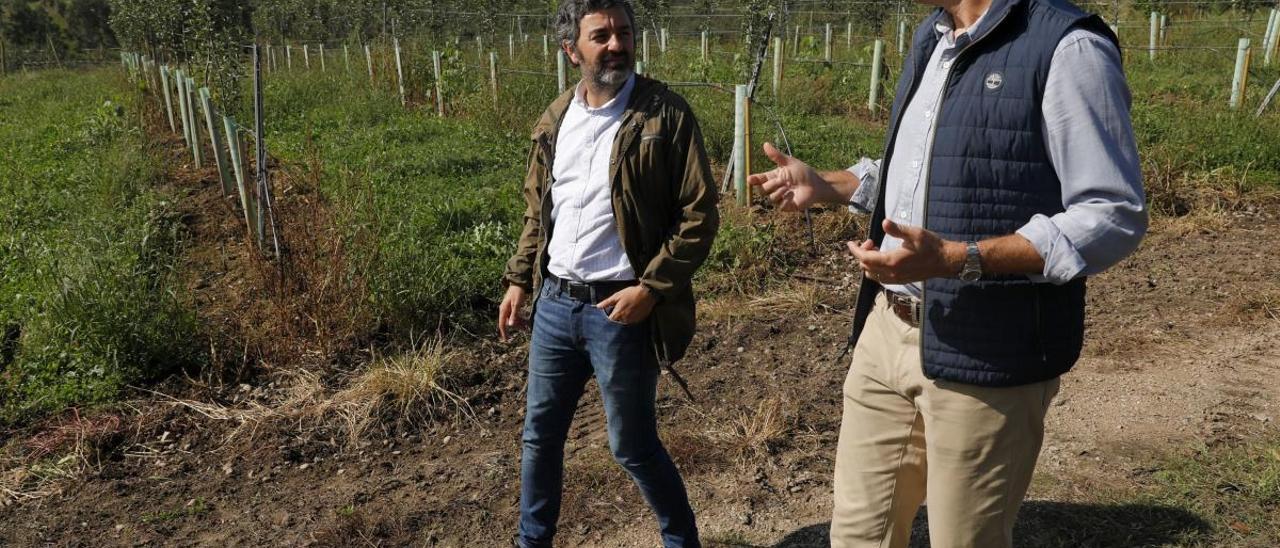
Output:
[0, 69, 202, 424]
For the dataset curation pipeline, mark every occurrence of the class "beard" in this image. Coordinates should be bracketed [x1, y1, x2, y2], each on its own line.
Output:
[585, 51, 632, 91]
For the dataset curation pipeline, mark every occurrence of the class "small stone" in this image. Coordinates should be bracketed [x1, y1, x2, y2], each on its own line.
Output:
[789, 485, 803, 493]
[442, 436, 452, 445]
[337, 468, 345, 475]
[740, 512, 753, 526]
[115, 524, 124, 532]
[736, 346, 745, 353]
[807, 325, 817, 331]
[299, 463, 310, 470]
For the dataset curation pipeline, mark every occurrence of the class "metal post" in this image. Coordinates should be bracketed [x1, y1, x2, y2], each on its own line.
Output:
[433, 50, 444, 117]
[199, 87, 233, 197]
[393, 37, 406, 106]
[557, 50, 567, 93]
[733, 84, 747, 206]
[869, 39, 884, 114]
[1231, 38, 1252, 109]
[254, 44, 277, 256]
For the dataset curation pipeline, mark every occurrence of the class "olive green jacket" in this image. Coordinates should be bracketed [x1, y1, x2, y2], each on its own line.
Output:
[502, 75, 720, 368]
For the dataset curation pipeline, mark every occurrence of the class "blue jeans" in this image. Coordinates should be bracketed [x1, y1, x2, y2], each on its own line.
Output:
[517, 279, 699, 548]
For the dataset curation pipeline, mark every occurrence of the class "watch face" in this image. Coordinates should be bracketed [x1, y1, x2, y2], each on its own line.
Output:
[960, 269, 981, 282]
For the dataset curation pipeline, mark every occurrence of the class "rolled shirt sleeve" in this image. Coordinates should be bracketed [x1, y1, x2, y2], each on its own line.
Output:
[1016, 27, 1148, 285]
[846, 157, 881, 214]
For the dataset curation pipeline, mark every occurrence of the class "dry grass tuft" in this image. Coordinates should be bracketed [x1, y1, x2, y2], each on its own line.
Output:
[1, 409, 126, 507]
[701, 282, 825, 324]
[319, 335, 475, 444]
[714, 398, 788, 458]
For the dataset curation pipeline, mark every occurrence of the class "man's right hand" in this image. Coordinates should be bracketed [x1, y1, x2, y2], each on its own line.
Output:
[747, 142, 834, 211]
[498, 285, 528, 342]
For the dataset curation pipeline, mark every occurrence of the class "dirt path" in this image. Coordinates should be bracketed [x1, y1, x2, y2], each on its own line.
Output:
[1, 196, 1277, 547]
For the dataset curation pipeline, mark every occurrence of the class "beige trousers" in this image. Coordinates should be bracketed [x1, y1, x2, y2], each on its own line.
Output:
[830, 294, 1060, 548]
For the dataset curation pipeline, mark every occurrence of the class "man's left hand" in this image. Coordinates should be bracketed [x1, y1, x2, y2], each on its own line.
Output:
[848, 219, 967, 284]
[597, 285, 657, 325]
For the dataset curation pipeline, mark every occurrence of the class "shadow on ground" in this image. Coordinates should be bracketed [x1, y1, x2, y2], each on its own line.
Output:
[752, 501, 1211, 547]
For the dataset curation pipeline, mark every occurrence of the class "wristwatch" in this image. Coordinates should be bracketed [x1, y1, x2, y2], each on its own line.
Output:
[959, 240, 983, 282]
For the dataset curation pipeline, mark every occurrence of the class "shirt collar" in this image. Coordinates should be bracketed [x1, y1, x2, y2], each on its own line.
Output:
[572, 72, 636, 114]
[933, 8, 991, 47]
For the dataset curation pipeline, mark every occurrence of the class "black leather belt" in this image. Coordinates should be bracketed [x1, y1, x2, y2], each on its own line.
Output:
[548, 275, 635, 305]
[884, 289, 922, 328]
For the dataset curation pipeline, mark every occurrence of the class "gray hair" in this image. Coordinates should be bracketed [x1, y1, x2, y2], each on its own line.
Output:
[554, 0, 637, 52]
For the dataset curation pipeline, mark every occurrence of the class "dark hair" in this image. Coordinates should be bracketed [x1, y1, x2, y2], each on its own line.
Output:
[554, 0, 637, 51]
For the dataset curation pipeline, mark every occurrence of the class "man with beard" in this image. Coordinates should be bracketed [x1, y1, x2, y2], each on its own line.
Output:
[497, 1, 718, 546]
[749, 0, 1145, 546]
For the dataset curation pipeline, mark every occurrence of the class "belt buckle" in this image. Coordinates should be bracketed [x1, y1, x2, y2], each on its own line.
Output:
[566, 281, 592, 302]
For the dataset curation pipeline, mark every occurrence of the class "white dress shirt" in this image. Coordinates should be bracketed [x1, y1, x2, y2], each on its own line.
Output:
[547, 74, 637, 282]
[849, 11, 1147, 298]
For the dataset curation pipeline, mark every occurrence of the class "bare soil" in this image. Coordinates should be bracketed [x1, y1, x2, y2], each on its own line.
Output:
[1, 151, 1278, 547]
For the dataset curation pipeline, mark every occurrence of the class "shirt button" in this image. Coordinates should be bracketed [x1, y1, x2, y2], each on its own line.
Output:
[898, 211, 909, 220]
[911, 161, 921, 169]
[924, 110, 932, 119]
[942, 61, 952, 69]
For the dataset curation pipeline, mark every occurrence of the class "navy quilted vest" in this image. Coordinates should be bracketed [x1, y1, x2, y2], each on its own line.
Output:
[849, 0, 1118, 387]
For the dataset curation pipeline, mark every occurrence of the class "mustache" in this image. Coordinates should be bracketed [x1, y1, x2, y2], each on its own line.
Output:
[598, 53, 630, 65]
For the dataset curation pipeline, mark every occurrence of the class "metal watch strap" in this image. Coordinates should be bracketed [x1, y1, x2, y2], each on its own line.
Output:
[960, 240, 982, 282]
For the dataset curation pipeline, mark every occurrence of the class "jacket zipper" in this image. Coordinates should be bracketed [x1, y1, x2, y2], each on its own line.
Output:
[917, 7, 1014, 369]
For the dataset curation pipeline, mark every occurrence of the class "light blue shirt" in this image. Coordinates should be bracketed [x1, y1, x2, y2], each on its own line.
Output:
[849, 11, 1147, 297]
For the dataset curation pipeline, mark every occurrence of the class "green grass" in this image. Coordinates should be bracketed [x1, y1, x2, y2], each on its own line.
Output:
[1015, 440, 1280, 547]
[0, 68, 202, 425]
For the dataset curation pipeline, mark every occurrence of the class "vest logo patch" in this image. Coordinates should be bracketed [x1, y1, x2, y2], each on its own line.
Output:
[984, 72, 1004, 91]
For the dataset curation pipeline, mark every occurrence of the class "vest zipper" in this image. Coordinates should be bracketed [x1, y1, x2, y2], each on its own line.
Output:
[918, 7, 1013, 372]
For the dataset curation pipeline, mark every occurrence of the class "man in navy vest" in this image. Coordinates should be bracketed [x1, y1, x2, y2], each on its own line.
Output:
[749, 0, 1146, 546]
